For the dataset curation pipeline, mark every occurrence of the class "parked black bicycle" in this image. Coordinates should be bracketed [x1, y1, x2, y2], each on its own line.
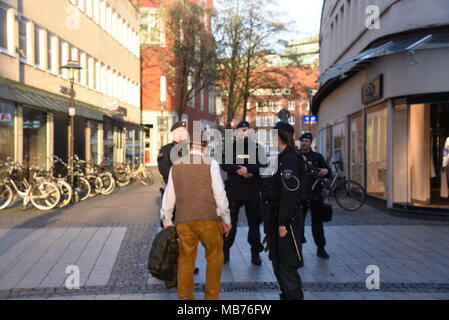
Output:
[309, 160, 366, 211]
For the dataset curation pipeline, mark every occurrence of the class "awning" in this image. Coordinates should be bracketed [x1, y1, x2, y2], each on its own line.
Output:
[313, 31, 449, 114]
[318, 33, 449, 85]
[0, 78, 109, 121]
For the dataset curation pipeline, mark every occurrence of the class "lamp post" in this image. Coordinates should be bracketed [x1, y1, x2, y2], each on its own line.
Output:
[61, 60, 82, 189]
[306, 88, 317, 132]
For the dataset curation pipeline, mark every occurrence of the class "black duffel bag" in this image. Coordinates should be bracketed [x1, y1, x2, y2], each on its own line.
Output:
[148, 227, 179, 289]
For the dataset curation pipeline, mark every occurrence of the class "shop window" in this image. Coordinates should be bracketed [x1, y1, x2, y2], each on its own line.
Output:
[53, 112, 68, 163]
[333, 121, 345, 171]
[126, 129, 134, 163]
[23, 108, 47, 169]
[366, 105, 387, 199]
[103, 122, 114, 164]
[0, 101, 14, 161]
[89, 121, 99, 164]
[350, 113, 363, 185]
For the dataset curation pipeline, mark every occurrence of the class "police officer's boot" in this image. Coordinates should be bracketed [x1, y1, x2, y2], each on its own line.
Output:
[317, 247, 330, 259]
[251, 252, 262, 266]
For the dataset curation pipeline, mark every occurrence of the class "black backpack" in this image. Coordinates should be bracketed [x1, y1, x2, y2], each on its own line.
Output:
[148, 227, 179, 289]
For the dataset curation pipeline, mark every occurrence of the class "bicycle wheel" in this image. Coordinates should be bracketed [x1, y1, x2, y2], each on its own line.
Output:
[138, 172, 153, 186]
[30, 181, 61, 211]
[75, 177, 91, 202]
[100, 172, 115, 195]
[115, 169, 131, 187]
[57, 180, 73, 208]
[0, 184, 14, 210]
[87, 175, 103, 197]
[334, 180, 366, 211]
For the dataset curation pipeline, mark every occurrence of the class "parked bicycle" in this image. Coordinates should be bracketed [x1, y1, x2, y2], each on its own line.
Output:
[310, 160, 366, 211]
[114, 157, 153, 187]
[0, 158, 61, 211]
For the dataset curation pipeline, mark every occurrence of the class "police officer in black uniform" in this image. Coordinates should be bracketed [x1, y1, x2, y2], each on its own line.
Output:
[157, 121, 189, 185]
[298, 132, 332, 259]
[265, 121, 305, 300]
[221, 120, 267, 265]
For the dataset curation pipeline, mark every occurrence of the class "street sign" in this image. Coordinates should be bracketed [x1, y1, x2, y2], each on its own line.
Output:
[303, 115, 318, 125]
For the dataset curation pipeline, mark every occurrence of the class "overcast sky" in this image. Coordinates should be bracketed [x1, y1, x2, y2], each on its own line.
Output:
[276, 0, 324, 40]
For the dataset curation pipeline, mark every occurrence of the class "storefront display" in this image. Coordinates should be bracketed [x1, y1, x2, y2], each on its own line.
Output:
[23, 107, 47, 169]
[0, 101, 14, 161]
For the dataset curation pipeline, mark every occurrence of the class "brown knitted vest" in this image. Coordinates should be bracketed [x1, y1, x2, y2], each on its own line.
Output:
[172, 155, 220, 225]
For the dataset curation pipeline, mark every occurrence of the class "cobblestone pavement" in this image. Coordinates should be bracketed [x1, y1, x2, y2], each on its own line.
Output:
[1, 169, 449, 300]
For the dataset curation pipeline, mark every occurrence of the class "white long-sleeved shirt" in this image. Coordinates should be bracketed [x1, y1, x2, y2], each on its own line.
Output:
[160, 151, 231, 227]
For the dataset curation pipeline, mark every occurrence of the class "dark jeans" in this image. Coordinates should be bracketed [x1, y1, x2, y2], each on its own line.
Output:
[301, 199, 326, 248]
[224, 186, 264, 255]
[272, 259, 304, 300]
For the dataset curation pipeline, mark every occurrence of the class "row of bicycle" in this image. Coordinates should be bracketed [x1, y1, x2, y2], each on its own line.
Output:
[0, 155, 154, 211]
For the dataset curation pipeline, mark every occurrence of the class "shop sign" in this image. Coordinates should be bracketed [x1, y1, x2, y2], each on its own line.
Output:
[0, 113, 12, 123]
[304, 115, 319, 125]
[362, 75, 383, 105]
[23, 120, 41, 129]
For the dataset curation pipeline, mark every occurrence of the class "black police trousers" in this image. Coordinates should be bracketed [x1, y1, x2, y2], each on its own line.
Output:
[224, 185, 264, 255]
[272, 258, 304, 300]
[301, 199, 326, 248]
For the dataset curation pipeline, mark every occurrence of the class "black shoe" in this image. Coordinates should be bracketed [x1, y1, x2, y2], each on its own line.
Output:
[279, 293, 287, 301]
[251, 253, 262, 266]
[317, 247, 330, 259]
[224, 250, 230, 264]
[194, 268, 199, 274]
[302, 236, 307, 244]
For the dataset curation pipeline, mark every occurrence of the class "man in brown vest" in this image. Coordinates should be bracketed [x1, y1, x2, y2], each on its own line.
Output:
[160, 139, 232, 300]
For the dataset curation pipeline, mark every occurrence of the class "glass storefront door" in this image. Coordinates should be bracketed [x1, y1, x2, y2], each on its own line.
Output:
[23, 107, 47, 169]
[0, 101, 15, 161]
[366, 104, 387, 199]
[350, 112, 364, 185]
[394, 102, 449, 208]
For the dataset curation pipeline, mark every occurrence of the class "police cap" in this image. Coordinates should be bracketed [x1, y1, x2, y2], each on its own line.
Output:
[274, 121, 294, 135]
[236, 120, 250, 129]
[171, 121, 187, 132]
[299, 131, 313, 141]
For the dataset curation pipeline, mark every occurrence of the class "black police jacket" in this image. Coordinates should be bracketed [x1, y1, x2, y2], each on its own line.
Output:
[266, 147, 305, 268]
[157, 141, 189, 184]
[221, 138, 268, 185]
[299, 150, 332, 200]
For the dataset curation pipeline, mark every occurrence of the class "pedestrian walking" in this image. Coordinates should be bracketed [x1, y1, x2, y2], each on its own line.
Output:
[298, 131, 332, 259]
[160, 138, 232, 300]
[265, 121, 305, 300]
[221, 120, 268, 265]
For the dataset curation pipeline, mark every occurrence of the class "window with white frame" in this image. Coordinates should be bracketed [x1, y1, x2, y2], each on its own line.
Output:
[112, 11, 118, 40]
[93, 0, 100, 23]
[18, 17, 28, 60]
[88, 56, 95, 89]
[140, 7, 165, 46]
[47, 33, 54, 73]
[86, 0, 93, 18]
[95, 60, 102, 91]
[99, 1, 106, 30]
[288, 101, 296, 111]
[60, 40, 69, 78]
[71, 46, 80, 81]
[106, 6, 112, 35]
[78, 0, 85, 12]
[80, 52, 87, 86]
[34, 26, 42, 67]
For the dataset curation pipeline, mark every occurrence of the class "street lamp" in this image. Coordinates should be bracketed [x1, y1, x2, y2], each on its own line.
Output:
[61, 60, 82, 190]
